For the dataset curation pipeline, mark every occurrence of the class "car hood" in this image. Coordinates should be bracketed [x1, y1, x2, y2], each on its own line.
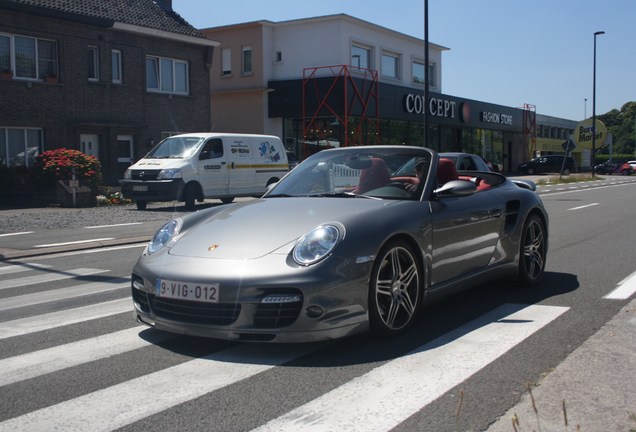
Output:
[168, 197, 395, 259]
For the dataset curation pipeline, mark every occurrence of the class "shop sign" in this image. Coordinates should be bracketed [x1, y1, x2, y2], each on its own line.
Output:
[574, 118, 606, 147]
[480, 111, 513, 125]
[403, 94, 457, 119]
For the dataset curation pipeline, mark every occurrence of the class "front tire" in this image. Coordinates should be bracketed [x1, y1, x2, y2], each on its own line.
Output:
[368, 240, 422, 337]
[135, 200, 147, 210]
[518, 214, 547, 286]
[183, 184, 197, 211]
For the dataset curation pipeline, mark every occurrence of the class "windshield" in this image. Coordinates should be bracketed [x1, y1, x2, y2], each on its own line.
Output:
[265, 147, 433, 201]
[145, 136, 204, 159]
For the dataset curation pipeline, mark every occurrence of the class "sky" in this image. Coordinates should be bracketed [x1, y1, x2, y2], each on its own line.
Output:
[172, 0, 636, 121]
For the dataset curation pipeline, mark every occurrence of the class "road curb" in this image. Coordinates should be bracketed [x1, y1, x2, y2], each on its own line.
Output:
[0, 236, 150, 261]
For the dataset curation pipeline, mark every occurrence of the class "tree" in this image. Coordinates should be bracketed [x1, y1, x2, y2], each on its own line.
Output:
[598, 101, 636, 157]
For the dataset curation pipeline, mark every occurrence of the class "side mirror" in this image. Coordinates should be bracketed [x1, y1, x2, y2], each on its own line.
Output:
[434, 180, 477, 197]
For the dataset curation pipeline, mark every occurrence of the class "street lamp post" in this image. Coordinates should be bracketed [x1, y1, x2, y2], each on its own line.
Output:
[592, 30, 604, 177]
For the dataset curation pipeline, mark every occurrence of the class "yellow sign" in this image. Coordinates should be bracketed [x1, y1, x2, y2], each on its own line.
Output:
[574, 118, 607, 149]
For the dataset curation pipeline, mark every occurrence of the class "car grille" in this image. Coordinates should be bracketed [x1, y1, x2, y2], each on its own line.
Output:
[133, 289, 241, 325]
[254, 301, 303, 328]
[132, 288, 303, 328]
[130, 169, 161, 181]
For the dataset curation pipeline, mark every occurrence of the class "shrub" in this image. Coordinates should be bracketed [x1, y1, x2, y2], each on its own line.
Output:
[34, 148, 102, 189]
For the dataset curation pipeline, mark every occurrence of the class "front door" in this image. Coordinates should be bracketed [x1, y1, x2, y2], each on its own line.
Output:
[116, 135, 134, 180]
[80, 134, 99, 158]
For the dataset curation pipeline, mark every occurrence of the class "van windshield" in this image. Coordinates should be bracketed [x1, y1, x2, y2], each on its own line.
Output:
[146, 136, 204, 159]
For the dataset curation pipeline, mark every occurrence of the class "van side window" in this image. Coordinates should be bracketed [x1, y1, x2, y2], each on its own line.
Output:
[200, 139, 223, 160]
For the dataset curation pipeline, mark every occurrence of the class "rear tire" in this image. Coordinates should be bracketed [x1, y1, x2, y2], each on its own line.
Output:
[221, 197, 234, 204]
[518, 214, 547, 286]
[135, 200, 147, 210]
[368, 240, 422, 337]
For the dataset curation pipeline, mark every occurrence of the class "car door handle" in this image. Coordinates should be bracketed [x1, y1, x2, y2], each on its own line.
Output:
[489, 209, 502, 218]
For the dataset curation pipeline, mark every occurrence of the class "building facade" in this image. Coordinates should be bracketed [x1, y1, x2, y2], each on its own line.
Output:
[202, 14, 537, 172]
[0, 0, 219, 184]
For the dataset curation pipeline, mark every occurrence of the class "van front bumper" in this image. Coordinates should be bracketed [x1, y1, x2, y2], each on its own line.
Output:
[120, 179, 185, 202]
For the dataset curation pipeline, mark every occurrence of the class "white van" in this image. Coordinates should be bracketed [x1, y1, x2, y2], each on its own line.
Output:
[120, 133, 288, 210]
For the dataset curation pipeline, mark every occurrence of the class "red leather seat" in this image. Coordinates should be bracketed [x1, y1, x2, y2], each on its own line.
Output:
[354, 158, 390, 194]
[437, 158, 458, 185]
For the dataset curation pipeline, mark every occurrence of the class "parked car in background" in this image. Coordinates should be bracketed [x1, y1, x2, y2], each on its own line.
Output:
[131, 145, 548, 343]
[627, 161, 636, 170]
[439, 152, 492, 172]
[518, 155, 576, 175]
[594, 160, 634, 175]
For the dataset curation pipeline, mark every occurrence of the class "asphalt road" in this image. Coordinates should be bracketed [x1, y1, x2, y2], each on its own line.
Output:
[0, 176, 635, 431]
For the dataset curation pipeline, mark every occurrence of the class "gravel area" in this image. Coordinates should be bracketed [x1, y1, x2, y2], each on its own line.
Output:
[0, 200, 236, 234]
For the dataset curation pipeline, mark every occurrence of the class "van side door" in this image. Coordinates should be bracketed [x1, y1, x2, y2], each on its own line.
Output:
[198, 138, 229, 196]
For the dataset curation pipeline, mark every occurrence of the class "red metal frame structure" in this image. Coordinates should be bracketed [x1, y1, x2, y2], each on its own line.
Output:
[302, 65, 379, 155]
[523, 103, 537, 158]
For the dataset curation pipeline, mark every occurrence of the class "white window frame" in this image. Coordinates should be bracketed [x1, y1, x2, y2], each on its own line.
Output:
[241, 46, 252, 74]
[381, 50, 401, 80]
[88, 45, 99, 81]
[351, 43, 372, 70]
[0, 127, 43, 168]
[145, 55, 189, 95]
[111, 49, 122, 84]
[2, 33, 58, 80]
[411, 59, 436, 88]
[221, 48, 231, 76]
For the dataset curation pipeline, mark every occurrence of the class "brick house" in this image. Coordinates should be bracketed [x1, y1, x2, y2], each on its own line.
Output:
[0, 0, 219, 185]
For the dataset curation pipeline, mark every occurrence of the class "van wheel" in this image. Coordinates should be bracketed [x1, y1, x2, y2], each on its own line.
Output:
[562, 168, 570, 175]
[136, 200, 147, 210]
[183, 185, 197, 210]
[221, 197, 234, 204]
[527, 168, 534, 175]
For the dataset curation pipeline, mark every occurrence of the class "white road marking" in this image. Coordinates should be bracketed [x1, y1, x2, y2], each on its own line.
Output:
[85, 222, 143, 229]
[0, 280, 128, 311]
[0, 263, 51, 275]
[0, 344, 319, 432]
[0, 298, 131, 340]
[0, 231, 33, 237]
[568, 203, 599, 211]
[253, 303, 569, 432]
[604, 270, 636, 300]
[26, 243, 148, 260]
[33, 238, 115, 248]
[0, 268, 109, 291]
[0, 326, 174, 386]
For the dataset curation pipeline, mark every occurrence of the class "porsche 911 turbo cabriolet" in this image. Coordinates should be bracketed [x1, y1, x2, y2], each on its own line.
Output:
[131, 145, 548, 342]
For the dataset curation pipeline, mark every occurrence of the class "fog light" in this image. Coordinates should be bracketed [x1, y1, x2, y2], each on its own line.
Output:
[261, 294, 302, 304]
[132, 278, 145, 290]
[306, 305, 324, 318]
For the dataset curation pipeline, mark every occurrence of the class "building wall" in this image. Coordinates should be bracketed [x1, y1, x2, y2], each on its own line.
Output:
[0, 8, 212, 184]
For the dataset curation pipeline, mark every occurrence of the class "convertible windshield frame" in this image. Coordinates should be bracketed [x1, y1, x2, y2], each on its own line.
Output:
[263, 146, 436, 201]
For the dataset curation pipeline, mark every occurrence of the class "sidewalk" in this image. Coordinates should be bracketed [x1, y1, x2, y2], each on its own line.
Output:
[485, 298, 636, 432]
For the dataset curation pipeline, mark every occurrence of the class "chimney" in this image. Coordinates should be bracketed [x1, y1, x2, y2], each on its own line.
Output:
[156, 0, 173, 11]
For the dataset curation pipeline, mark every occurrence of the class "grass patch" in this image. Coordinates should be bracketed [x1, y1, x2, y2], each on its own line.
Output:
[534, 173, 602, 186]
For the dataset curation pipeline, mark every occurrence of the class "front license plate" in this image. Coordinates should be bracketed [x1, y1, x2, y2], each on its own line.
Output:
[133, 185, 148, 192]
[156, 279, 220, 303]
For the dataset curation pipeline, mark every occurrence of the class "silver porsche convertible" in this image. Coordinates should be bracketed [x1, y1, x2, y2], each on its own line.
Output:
[131, 145, 548, 342]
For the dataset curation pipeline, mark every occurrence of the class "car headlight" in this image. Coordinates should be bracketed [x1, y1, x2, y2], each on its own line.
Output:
[157, 168, 182, 179]
[293, 224, 341, 266]
[123, 169, 131, 179]
[148, 218, 183, 254]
